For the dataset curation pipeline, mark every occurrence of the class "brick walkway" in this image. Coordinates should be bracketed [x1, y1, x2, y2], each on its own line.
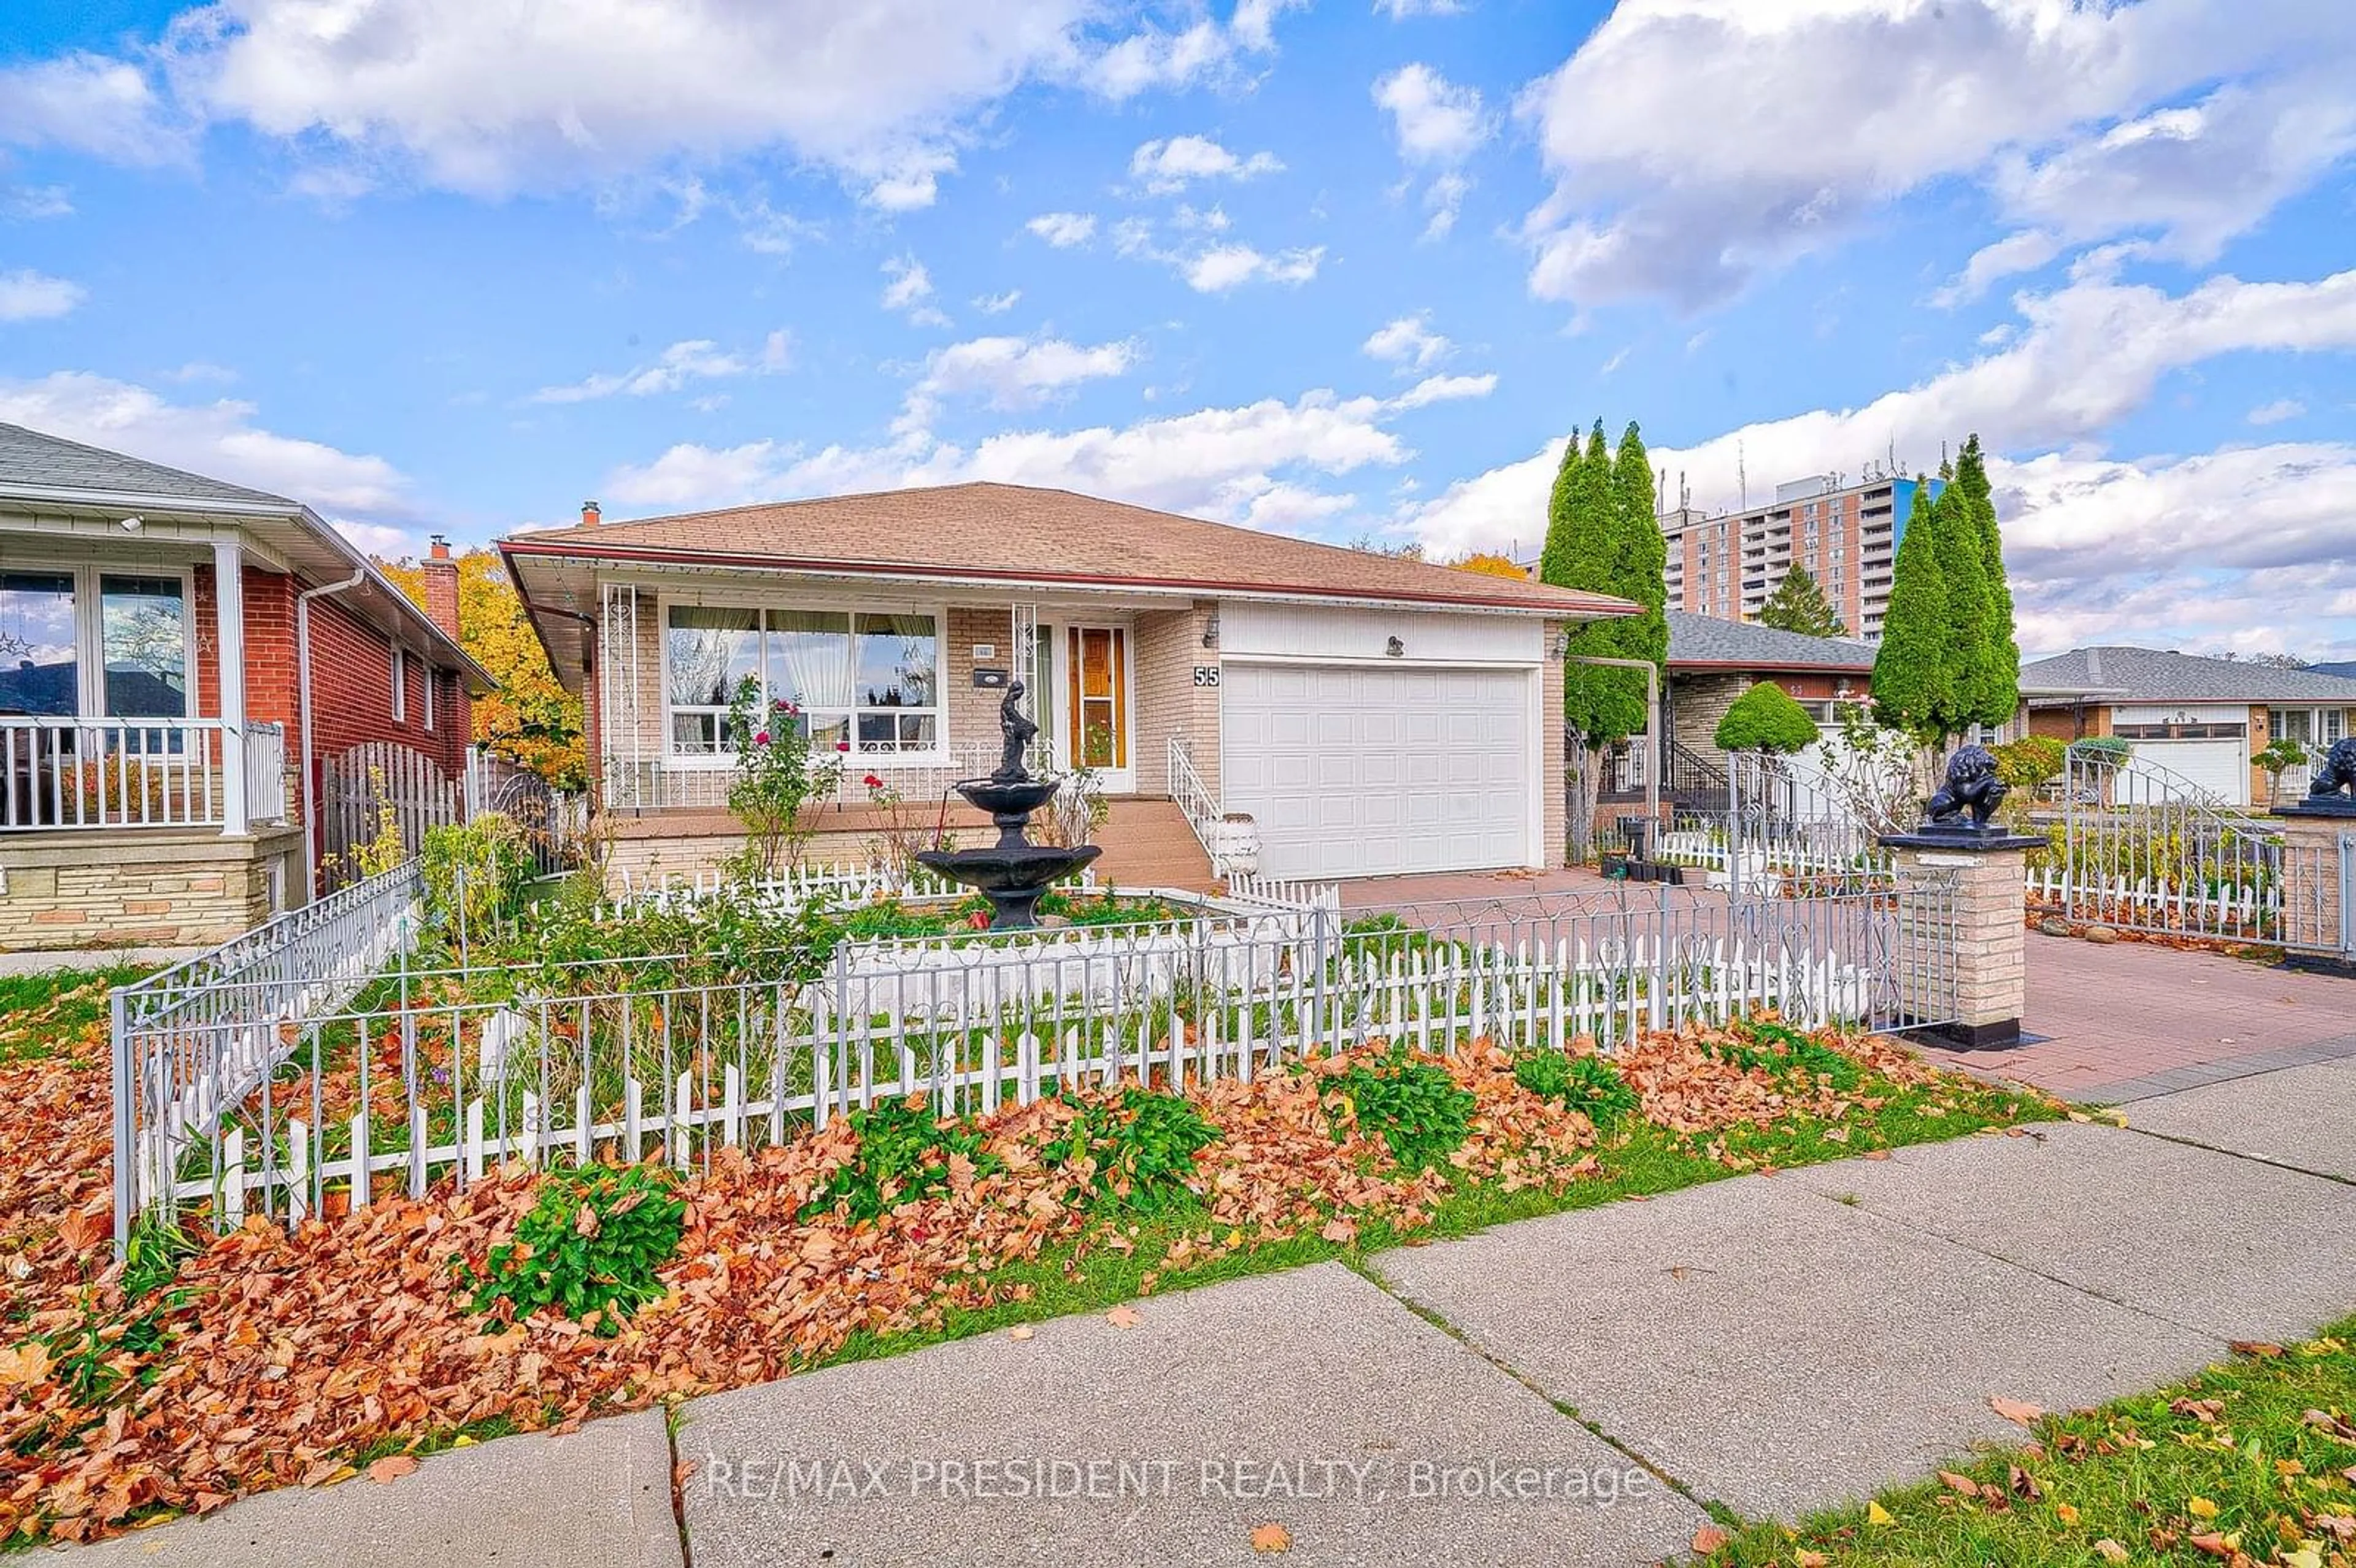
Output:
[1917, 931, 2356, 1102]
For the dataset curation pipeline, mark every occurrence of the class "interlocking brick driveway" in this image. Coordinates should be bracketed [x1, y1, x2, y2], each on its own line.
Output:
[1917, 931, 2356, 1102]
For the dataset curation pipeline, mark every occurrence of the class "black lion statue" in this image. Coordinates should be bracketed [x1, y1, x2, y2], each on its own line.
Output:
[1923, 744, 2007, 829]
[2309, 736, 2356, 801]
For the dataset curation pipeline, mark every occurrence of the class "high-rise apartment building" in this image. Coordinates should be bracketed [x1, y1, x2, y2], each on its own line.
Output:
[1661, 472, 1940, 642]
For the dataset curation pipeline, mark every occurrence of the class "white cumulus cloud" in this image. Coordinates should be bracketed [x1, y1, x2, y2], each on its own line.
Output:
[1184, 243, 1323, 293]
[1515, 0, 2356, 310]
[1363, 313, 1450, 370]
[1026, 211, 1098, 248]
[1128, 134, 1284, 194]
[0, 270, 87, 322]
[0, 370, 414, 522]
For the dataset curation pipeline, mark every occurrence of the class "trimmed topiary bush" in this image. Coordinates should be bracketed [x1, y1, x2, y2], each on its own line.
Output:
[1714, 681, 1822, 755]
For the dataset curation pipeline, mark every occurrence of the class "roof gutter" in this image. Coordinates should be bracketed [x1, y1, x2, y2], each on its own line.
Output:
[1, 479, 493, 686]
[498, 536, 1635, 619]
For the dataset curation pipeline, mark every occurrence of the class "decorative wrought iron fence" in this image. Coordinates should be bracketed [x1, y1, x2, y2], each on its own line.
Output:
[110, 858, 425, 1246]
[2052, 750, 2287, 942]
[114, 876, 1955, 1237]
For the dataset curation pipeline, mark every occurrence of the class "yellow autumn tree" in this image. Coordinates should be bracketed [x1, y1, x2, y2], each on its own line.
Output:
[383, 550, 587, 790]
[1453, 551, 1533, 580]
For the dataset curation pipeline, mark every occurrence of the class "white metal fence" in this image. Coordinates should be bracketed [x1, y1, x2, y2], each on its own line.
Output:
[2049, 750, 2292, 943]
[111, 858, 425, 1245]
[114, 875, 1958, 1237]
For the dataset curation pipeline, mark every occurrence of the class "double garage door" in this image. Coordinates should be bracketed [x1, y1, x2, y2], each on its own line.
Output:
[1220, 662, 1534, 880]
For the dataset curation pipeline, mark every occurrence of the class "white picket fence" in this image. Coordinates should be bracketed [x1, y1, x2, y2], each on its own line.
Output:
[152, 881, 1942, 1228]
[2022, 864, 2277, 935]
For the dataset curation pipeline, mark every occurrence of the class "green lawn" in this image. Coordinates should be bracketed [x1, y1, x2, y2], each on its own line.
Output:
[0, 963, 152, 1066]
[1700, 1323, 2356, 1566]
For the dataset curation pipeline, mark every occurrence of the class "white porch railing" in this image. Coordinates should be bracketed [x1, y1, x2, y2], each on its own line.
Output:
[1168, 735, 1218, 840]
[1, 715, 245, 831]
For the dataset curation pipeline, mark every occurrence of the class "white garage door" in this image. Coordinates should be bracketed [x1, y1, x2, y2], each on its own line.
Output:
[1220, 663, 1533, 880]
[2122, 739, 2249, 806]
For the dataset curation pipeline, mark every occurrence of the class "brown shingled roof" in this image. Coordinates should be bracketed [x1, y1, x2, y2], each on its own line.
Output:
[502, 482, 1632, 617]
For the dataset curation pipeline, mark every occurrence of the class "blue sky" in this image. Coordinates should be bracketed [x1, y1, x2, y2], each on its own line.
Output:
[2, 0, 2352, 659]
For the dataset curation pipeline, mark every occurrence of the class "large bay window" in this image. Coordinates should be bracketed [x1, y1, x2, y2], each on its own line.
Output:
[664, 604, 939, 759]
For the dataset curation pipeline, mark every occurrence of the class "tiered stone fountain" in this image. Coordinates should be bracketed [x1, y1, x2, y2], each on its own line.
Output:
[914, 682, 1101, 929]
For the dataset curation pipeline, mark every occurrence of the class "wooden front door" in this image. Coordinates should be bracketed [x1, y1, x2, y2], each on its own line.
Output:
[1066, 626, 1129, 774]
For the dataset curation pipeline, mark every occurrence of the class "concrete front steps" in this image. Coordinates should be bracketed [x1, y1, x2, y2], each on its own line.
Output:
[1087, 797, 1218, 894]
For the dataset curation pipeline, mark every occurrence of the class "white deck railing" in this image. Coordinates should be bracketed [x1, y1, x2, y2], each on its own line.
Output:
[0, 715, 291, 834]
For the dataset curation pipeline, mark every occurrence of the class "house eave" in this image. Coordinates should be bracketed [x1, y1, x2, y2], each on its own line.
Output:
[497, 537, 1630, 621]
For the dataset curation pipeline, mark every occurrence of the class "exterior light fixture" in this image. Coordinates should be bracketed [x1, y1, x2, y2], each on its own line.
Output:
[1385, 636, 1405, 658]
[1201, 613, 1220, 649]
[118, 515, 143, 532]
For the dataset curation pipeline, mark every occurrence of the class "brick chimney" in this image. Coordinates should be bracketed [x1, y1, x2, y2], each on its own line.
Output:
[582, 499, 601, 528]
[422, 535, 461, 639]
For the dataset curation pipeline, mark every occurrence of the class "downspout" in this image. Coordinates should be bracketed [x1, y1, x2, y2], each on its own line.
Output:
[296, 569, 368, 897]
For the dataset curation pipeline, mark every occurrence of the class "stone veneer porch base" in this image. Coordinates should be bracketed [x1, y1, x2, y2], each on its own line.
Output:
[0, 825, 306, 953]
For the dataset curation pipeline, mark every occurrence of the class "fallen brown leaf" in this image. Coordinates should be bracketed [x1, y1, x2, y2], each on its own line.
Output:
[364, 1455, 418, 1485]
[1106, 1305, 1142, 1330]
[1690, 1523, 1730, 1555]
[1988, 1395, 2044, 1426]
[1250, 1521, 1292, 1554]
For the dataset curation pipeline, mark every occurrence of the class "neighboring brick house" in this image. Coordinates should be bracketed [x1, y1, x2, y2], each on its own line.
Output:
[1596, 612, 1877, 811]
[2019, 645, 2356, 807]
[1, 423, 491, 950]
[501, 482, 1631, 886]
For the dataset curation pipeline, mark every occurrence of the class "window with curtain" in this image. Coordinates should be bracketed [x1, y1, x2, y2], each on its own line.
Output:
[664, 604, 939, 758]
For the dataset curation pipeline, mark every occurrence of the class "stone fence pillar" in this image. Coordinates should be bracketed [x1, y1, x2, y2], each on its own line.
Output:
[2276, 803, 2354, 974]
[1879, 831, 2047, 1050]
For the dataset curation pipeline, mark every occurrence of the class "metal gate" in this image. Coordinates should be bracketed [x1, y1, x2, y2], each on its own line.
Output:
[2055, 748, 2288, 943]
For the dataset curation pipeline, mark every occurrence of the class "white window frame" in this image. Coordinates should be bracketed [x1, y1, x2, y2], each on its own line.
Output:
[0, 556, 199, 720]
[390, 645, 407, 724]
[422, 663, 436, 732]
[655, 590, 949, 769]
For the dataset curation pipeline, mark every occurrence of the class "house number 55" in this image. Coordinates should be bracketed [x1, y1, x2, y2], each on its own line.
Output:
[1193, 665, 1222, 687]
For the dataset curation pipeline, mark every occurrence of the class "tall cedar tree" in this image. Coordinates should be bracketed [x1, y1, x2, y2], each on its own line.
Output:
[1549, 421, 1666, 744]
[1927, 475, 1992, 741]
[1755, 564, 1847, 637]
[1871, 481, 1952, 742]
[1954, 434, 2019, 727]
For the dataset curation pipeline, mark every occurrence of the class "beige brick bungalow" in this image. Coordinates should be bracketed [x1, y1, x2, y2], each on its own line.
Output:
[500, 483, 1633, 887]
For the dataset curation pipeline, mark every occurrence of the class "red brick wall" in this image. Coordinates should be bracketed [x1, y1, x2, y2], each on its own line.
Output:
[308, 594, 472, 778]
[191, 565, 472, 831]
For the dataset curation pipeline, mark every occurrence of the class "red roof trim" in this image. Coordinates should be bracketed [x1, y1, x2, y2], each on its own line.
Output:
[499, 536, 1635, 617]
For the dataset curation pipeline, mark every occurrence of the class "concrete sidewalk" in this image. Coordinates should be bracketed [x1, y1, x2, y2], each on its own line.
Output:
[60, 1064, 2356, 1567]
